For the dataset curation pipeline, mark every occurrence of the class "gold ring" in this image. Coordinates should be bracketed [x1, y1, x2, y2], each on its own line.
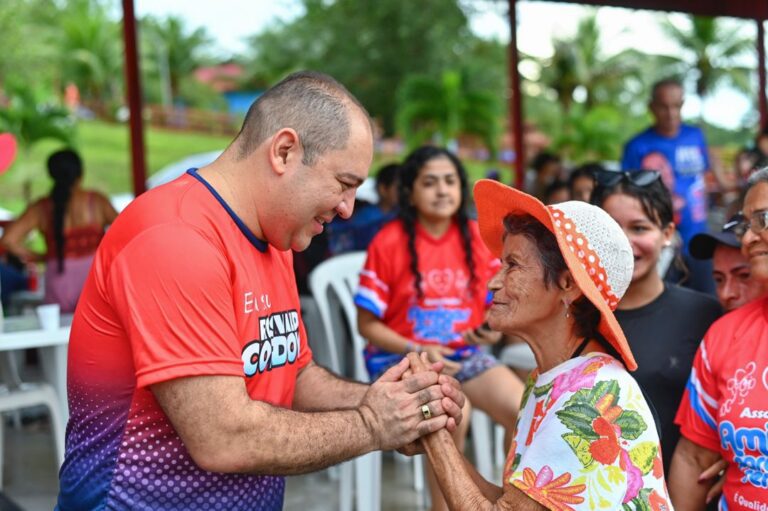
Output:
[421, 404, 432, 420]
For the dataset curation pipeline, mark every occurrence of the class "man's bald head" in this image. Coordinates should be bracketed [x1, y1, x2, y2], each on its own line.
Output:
[235, 71, 370, 166]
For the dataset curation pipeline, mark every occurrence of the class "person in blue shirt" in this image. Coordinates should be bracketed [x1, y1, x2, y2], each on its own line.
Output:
[622, 78, 724, 294]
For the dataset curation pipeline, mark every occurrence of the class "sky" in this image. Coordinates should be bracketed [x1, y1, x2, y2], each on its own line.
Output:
[134, 0, 757, 129]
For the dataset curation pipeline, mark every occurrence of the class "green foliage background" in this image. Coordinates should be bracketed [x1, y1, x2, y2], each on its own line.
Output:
[0, 0, 761, 213]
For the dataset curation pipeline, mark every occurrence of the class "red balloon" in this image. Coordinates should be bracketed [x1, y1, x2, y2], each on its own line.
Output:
[0, 133, 17, 175]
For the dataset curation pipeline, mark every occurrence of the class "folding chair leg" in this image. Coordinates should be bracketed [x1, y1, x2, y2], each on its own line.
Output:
[413, 454, 424, 492]
[354, 451, 381, 511]
[338, 461, 353, 511]
[471, 410, 493, 482]
[494, 424, 506, 470]
[0, 418, 4, 490]
[44, 387, 66, 466]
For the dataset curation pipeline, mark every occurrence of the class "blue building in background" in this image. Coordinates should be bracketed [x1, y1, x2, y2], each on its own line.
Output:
[223, 91, 262, 115]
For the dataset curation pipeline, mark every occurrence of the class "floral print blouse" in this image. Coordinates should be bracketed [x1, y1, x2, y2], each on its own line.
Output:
[504, 353, 673, 511]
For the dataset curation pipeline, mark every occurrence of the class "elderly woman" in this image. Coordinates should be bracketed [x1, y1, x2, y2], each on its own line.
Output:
[407, 180, 672, 510]
[669, 168, 768, 510]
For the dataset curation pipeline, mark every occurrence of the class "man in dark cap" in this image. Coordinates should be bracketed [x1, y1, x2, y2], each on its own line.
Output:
[690, 218, 767, 311]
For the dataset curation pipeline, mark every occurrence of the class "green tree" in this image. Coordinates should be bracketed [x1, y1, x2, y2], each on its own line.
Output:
[0, 0, 59, 91]
[56, 0, 123, 117]
[396, 70, 501, 155]
[554, 103, 646, 161]
[140, 15, 214, 106]
[661, 15, 753, 101]
[242, 0, 486, 134]
[0, 82, 75, 152]
[534, 13, 645, 114]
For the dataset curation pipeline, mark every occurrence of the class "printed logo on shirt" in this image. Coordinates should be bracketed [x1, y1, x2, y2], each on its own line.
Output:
[423, 269, 469, 296]
[675, 145, 706, 175]
[741, 408, 768, 419]
[242, 309, 300, 376]
[733, 492, 768, 510]
[243, 291, 272, 314]
[407, 306, 470, 343]
[721, 362, 757, 415]
[719, 421, 768, 489]
[687, 178, 708, 224]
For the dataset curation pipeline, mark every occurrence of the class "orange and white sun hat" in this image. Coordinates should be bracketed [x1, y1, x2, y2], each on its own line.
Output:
[474, 179, 637, 371]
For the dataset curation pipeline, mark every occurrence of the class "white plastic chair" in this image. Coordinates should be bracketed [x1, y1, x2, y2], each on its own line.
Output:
[0, 382, 66, 488]
[309, 252, 500, 507]
[0, 291, 66, 488]
[309, 252, 385, 511]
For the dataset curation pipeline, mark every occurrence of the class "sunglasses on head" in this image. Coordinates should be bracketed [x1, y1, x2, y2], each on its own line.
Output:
[726, 210, 768, 239]
[594, 170, 662, 188]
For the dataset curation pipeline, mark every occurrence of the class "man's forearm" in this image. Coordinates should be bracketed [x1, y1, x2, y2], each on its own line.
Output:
[153, 375, 379, 475]
[293, 362, 367, 411]
[153, 363, 452, 477]
[231, 404, 380, 475]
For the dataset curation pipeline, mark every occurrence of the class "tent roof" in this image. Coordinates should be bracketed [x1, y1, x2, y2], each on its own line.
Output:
[544, 0, 768, 20]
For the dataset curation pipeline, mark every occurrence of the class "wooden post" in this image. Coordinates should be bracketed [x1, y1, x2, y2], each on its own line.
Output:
[121, 0, 147, 196]
[507, 0, 525, 189]
[758, 19, 767, 131]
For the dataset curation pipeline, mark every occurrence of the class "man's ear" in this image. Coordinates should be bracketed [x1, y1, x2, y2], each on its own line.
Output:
[268, 128, 301, 175]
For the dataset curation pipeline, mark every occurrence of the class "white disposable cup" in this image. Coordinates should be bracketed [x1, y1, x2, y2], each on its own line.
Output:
[36, 304, 61, 331]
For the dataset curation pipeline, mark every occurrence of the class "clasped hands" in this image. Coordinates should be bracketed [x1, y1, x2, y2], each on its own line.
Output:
[359, 352, 465, 454]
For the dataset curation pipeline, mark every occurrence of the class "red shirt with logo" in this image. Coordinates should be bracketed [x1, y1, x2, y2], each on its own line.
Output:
[675, 297, 768, 510]
[58, 169, 312, 510]
[355, 219, 499, 350]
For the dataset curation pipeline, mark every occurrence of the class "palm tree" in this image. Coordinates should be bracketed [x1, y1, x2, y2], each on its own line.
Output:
[56, 0, 122, 117]
[534, 13, 645, 114]
[0, 0, 59, 92]
[396, 70, 502, 156]
[661, 16, 753, 102]
[141, 15, 213, 106]
[0, 82, 75, 152]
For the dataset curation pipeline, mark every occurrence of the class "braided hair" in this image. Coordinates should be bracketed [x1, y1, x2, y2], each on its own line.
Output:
[47, 149, 83, 273]
[397, 146, 475, 298]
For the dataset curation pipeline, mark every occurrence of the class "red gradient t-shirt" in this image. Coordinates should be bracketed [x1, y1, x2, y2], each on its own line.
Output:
[57, 169, 312, 511]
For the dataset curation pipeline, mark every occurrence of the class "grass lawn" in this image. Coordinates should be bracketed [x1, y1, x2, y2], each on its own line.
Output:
[0, 120, 232, 214]
[0, 119, 513, 216]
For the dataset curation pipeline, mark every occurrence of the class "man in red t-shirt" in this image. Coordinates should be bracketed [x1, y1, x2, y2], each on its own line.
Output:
[57, 71, 464, 511]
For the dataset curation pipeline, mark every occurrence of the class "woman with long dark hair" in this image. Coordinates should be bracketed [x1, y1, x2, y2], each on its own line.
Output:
[1, 149, 118, 312]
[591, 170, 722, 475]
[354, 146, 523, 510]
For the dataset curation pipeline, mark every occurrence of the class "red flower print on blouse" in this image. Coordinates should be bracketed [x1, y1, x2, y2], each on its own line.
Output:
[514, 466, 586, 511]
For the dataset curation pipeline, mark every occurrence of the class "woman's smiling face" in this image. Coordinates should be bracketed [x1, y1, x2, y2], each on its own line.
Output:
[486, 233, 565, 336]
[409, 156, 463, 225]
[601, 193, 673, 284]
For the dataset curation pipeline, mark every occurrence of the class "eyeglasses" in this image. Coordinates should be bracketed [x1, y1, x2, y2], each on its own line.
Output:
[727, 210, 768, 239]
[594, 170, 662, 188]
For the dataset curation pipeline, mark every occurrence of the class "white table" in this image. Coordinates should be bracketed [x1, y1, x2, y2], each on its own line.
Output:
[0, 315, 71, 421]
